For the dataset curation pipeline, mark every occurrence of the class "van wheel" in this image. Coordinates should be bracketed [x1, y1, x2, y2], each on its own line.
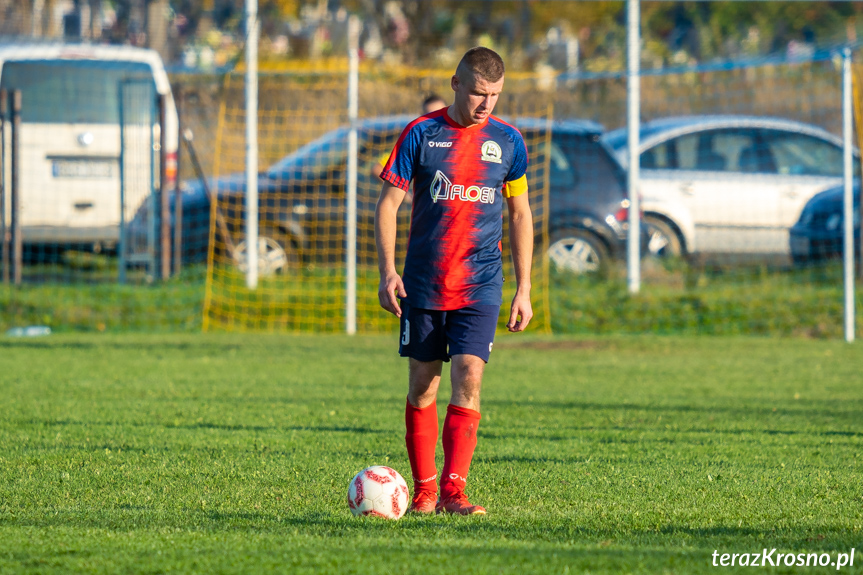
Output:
[644, 215, 683, 258]
[547, 229, 609, 274]
[233, 228, 298, 276]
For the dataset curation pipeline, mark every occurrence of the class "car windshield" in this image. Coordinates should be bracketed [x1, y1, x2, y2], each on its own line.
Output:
[0, 60, 154, 124]
[267, 127, 349, 179]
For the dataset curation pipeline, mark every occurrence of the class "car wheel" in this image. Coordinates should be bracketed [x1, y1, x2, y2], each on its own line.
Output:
[233, 228, 298, 276]
[644, 215, 683, 258]
[547, 229, 609, 274]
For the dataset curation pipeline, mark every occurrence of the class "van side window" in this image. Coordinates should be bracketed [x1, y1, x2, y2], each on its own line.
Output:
[0, 62, 153, 124]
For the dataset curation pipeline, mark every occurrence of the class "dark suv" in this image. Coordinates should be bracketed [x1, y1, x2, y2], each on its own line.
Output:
[137, 116, 641, 275]
[517, 118, 643, 273]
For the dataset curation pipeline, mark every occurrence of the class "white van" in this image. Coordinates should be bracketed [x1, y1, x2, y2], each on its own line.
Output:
[0, 43, 178, 254]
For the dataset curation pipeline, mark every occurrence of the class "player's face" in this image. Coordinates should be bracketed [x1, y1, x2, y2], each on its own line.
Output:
[451, 72, 504, 126]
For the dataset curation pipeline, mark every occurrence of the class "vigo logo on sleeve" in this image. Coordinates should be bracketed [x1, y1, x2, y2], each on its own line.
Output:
[430, 170, 495, 204]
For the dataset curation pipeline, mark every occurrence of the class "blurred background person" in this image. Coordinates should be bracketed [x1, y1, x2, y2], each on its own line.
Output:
[371, 94, 447, 180]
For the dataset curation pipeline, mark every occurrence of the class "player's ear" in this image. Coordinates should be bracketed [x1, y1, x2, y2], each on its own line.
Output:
[451, 74, 459, 92]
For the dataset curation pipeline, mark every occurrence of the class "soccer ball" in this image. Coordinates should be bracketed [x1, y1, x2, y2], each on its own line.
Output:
[347, 465, 410, 519]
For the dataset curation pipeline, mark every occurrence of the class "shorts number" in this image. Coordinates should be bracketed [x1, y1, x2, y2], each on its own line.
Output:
[401, 319, 410, 345]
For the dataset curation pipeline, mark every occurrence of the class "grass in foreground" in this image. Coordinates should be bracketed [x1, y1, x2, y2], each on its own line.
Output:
[0, 333, 861, 574]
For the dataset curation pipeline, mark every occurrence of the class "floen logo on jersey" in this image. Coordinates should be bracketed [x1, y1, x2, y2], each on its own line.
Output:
[430, 170, 495, 204]
[481, 141, 502, 163]
[429, 141, 453, 148]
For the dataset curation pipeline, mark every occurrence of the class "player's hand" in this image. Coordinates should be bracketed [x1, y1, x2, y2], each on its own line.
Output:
[507, 290, 533, 332]
[378, 273, 407, 317]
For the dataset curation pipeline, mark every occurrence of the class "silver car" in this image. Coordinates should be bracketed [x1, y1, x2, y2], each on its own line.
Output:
[603, 115, 859, 259]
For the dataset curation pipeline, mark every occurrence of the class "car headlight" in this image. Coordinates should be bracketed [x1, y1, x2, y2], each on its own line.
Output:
[826, 213, 842, 231]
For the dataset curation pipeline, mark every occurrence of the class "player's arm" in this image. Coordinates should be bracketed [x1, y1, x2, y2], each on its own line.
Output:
[375, 182, 408, 317]
[505, 178, 533, 332]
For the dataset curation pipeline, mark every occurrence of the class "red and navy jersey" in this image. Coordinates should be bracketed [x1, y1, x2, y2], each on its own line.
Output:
[380, 109, 529, 310]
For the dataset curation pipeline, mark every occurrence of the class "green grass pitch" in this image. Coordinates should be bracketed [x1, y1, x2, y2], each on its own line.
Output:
[0, 333, 861, 574]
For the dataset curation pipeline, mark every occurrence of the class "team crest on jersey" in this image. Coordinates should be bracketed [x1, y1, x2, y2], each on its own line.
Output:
[481, 141, 502, 163]
[430, 170, 495, 204]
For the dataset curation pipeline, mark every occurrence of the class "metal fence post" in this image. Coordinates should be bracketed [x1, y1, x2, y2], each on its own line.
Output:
[173, 84, 183, 276]
[626, 0, 641, 294]
[159, 93, 170, 280]
[245, 0, 259, 290]
[118, 82, 127, 284]
[10, 90, 21, 286]
[346, 15, 360, 335]
[147, 87, 158, 280]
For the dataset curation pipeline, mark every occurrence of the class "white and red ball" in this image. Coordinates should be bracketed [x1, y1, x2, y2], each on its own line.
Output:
[347, 465, 410, 519]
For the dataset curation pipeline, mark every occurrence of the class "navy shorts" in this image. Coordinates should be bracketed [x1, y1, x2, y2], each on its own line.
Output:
[398, 303, 500, 363]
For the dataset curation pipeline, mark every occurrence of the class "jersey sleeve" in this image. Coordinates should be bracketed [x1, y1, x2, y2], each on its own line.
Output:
[380, 123, 423, 191]
[502, 130, 529, 197]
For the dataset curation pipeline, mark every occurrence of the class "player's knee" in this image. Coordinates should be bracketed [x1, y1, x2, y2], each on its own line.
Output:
[407, 388, 437, 408]
[409, 375, 438, 397]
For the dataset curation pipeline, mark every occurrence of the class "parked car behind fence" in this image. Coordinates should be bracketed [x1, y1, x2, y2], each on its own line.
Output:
[603, 115, 859, 261]
[0, 43, 178, 271]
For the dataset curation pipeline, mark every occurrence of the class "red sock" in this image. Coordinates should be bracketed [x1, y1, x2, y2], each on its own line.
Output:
[440, 403, 481, 500]
[405, 399, 439, 495]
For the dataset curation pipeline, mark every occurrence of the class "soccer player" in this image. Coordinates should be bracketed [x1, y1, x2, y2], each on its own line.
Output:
[374, 47, 533, 515]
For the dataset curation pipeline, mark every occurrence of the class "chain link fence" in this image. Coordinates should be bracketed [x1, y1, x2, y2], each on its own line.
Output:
[199, 68, 554, 333]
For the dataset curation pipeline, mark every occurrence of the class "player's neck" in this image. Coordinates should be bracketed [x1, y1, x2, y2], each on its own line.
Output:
[446, 106, 486, 129]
